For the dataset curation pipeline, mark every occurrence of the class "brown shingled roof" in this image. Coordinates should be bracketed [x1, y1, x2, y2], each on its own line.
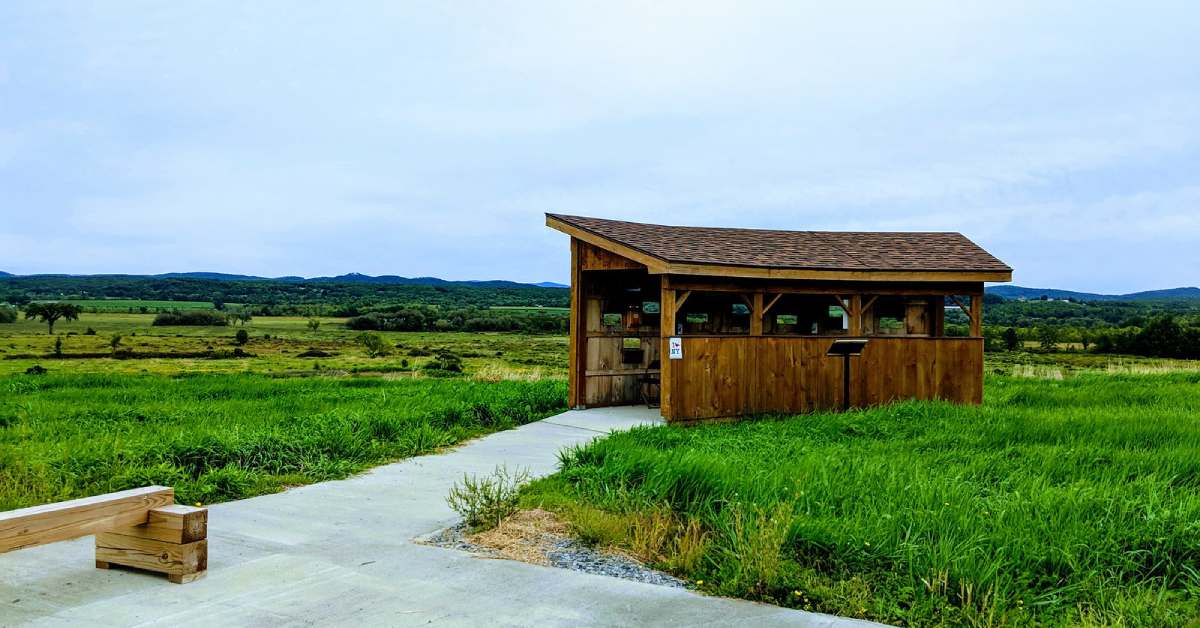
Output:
[547, 214, 1011, 273]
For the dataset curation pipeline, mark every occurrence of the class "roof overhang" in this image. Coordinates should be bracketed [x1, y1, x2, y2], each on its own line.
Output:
[547, 214, 1013, 283]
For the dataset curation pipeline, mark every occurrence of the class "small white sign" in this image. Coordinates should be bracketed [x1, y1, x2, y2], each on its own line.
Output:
[668, 336, 683, 360]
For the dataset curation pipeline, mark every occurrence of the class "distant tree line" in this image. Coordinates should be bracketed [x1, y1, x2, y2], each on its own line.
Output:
[345, 305, 568, 334]
[0, 276, 567, 310]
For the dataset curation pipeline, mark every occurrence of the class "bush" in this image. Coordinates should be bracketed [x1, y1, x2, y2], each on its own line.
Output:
[355, 332, 390, 357]
[153, 310, 228, 326]
[0, 305, 16, 324]
[423, 350, 463, 373]
[446, 465, 530, 531]
[235, 329, 249, 345]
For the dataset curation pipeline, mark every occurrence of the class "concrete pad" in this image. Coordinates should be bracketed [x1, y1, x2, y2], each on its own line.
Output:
[0, 407, 881, 627]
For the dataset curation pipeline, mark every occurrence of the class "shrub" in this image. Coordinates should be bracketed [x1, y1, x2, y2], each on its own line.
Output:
[446, 465, 531, 531]
[423, 349, 463, 373]
[153, 310, 228, 326]
[306, 318, 321, 331]
[0, 305, 16, 324]
[235, 329, 249, 345]
[84, 327, 97, 335]
[24, 364, 48, 375]
[355, 332, 390, 358]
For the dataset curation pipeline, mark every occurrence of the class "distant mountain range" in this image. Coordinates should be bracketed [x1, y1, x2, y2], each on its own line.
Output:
[986, 285, 1200, 302]
[0, 270, 568, 289]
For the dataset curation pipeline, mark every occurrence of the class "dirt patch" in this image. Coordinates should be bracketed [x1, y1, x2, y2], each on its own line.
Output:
[417, 509, 687, 589]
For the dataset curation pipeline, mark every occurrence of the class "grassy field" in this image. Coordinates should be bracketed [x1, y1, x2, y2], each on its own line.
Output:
[523, 372, 1200, 626]
[0, 374, 567, 510]
[4, 309, 1200, 624]
[0, 312, 567, 377]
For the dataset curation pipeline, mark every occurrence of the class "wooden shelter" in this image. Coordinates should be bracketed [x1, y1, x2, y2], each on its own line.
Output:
[546, 214, 1012, 422]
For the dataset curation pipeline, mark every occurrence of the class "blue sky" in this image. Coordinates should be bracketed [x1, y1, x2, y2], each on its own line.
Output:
[1, 2, 1197, 292]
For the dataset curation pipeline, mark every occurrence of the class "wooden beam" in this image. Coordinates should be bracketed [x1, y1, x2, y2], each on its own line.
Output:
[115, 505, 207, 544]
[861, 295, 879, 314]
[663, 261, 1012, 283]
[970, 293, 983, 338]
[750, 293, 763, 336]
[567, 238, 586, 408]
[674, 290, 692, 313]
[762, 293, 783, 315]
[0, 486, 174, 553]
[95, 532, 207, 584]
[660, 276, 675, 420]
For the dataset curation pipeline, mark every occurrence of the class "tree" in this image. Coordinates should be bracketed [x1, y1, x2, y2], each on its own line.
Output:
[0, 304, 17, 324]
[1002, 327, 1020, 351]
[355, 332, 390, 357]
[235, 329, 250, 345]
[24, 302, 82, 334]
[109, 333, 123, 354]
[1036, 326, 1060, 351]
[1080, 330, 1092, 352]
[307, 318, 321, 331]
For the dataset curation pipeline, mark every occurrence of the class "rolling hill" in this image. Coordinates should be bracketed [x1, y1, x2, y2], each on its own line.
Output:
[987, 285, 1200, 302]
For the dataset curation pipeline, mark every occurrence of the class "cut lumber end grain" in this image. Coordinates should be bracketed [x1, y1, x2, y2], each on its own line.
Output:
[117, 505, 208, 544]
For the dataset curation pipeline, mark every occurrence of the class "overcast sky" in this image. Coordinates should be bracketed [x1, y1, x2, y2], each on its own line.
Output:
[1, 2, 1197, 292]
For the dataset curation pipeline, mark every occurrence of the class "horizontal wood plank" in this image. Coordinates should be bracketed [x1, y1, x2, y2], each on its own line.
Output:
[0, 486, 175, 553]
[95, 532, 207, 577]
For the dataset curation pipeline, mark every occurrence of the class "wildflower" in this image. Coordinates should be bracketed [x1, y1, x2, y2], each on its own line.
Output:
[696, 580, 704, 586]
[864, 541, 871, 547]
[194, 502, 202, 507]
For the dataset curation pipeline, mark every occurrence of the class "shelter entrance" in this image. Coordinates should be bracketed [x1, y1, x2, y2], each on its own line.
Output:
[576, 268, 662, 407]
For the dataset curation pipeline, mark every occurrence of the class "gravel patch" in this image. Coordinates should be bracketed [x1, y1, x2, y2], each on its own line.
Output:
[417, 517, 687, 589]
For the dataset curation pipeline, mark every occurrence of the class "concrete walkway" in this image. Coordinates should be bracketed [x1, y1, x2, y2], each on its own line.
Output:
[1, 407, 879, 627]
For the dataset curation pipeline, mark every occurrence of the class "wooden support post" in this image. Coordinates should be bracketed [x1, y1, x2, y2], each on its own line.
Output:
[750, 293, 763, 336]
[848, 294, 863, 336]
[970, 294, 983, 338]
[660, 277, 675, 420]
[568, 238, 586, 408]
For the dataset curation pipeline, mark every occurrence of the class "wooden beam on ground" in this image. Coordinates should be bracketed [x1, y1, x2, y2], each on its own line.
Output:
[115, 505, 207, 544]
[95, 532, 207, 584]
[0, 486, 174, 554]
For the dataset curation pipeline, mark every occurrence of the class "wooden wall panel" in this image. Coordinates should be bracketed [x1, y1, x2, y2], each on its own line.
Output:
[666, 337, 983, 421]
[579, 241, 645, 271]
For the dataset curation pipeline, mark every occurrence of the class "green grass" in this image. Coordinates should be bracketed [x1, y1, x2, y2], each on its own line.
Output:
[0, 312, 567, 377]
[0, 373, 567, 510]
[523, 372, 1200, 626]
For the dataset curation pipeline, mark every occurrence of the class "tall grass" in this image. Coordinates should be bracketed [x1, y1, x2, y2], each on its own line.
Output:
[525, 372, 1200, 626]
[0, 373, 566, 510]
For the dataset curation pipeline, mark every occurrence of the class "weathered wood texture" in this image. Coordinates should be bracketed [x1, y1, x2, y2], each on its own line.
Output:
[578, 240, 645, 270]
[665, 336, 982, 421]
[95, 532, 207, 582]
[115, 504, 208, 544]
[0, 486, 175, 553]
[568, 238, 586, 407]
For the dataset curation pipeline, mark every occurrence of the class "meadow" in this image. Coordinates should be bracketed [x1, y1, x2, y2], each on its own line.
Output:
[4, 303, 1200, 625]
[521, 371, 1200, 626]
[0, 374, 567, 510]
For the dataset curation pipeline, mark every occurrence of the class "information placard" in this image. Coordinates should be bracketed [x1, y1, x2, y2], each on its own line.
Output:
[668, 336, 683, 360]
